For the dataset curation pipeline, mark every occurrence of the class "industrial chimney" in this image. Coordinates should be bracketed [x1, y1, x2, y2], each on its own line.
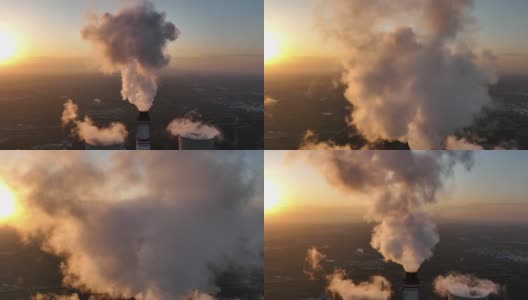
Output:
[448, 292, 489, 300]
[178, 135, 215, 150]
[402, 272, 420, 300]
[136, 111, 151, 150]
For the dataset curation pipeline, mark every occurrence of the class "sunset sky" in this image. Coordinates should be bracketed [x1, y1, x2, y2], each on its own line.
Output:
[265, 0, 528, 74]
[0, 0, 262, 73]
[265, 151, 528, 224]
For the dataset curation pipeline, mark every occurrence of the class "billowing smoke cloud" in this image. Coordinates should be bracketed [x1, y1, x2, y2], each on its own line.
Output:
[167, 118, 222, 140]
[303, 247, 327, 280]
[316, 0, 496, 149]
[327, 270, 392, 300]
[82, 1, 180, 112]
[295, 151, 473, 272]
[1, 152, 263, 300]
[62, 100, 128, 146]
[434, 273, 500, 298]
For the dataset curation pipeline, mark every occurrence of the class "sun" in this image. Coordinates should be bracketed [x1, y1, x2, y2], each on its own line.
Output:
[264, 179, 281, 212]
[0, 183, 16, 220]
[265, 31, 280, 64]
[0, 30, 17, 63]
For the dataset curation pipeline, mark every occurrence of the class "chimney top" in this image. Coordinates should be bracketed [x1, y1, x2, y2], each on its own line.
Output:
[404, 272, 420, 285]
[137, 111, 151, 121]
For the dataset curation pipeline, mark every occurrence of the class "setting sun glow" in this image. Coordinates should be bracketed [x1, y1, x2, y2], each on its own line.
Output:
[265, 31, 280, 63]
[264, 180, 281, 212]
[0, 30, 17, 63]
[0, 183, 16, 220]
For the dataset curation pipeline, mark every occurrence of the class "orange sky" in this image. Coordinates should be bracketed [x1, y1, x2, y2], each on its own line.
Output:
[265, 151, 528, 225]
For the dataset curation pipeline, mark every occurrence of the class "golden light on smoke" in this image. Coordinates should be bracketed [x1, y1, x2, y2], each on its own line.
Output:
[0, 182, 16, 220]
[0, 30, 18, 64]
[264, 179, 281, 213]
[264, 31, 280, 64]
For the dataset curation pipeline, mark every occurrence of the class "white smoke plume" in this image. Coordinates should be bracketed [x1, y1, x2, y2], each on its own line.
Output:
[1, 152, 263, 300]
[62, 100, 128, 146]
[295, 151, 474, 272]
[167, 118, 222, 140]
[303, 247, 327, 280]
[82, 1, 180, 112]
[327, 270, 392, 300]
[434, 273, 500, 298]
[316, 0, 496, 149]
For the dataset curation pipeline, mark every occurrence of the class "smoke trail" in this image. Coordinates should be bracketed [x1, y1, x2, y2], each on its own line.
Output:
[1, 152, 263, 300]
[264, 97, 278, 107]
[303, 247, 327, 280]
[434, 273, 500, 298]
[327, 270, 392, 300]
[167, 118, 222, 140]
[296, 151, 473, 272]
[316, 0, 496, 149]
[62, 100, 128, 146]
[82, 1, 180, 112]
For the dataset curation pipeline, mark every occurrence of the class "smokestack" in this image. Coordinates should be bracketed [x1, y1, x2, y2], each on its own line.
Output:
[178, 136, 215, 150]
[402, 272, 420, 300]
[448, 293, 489, 300]
[136, 111, 151, 150]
